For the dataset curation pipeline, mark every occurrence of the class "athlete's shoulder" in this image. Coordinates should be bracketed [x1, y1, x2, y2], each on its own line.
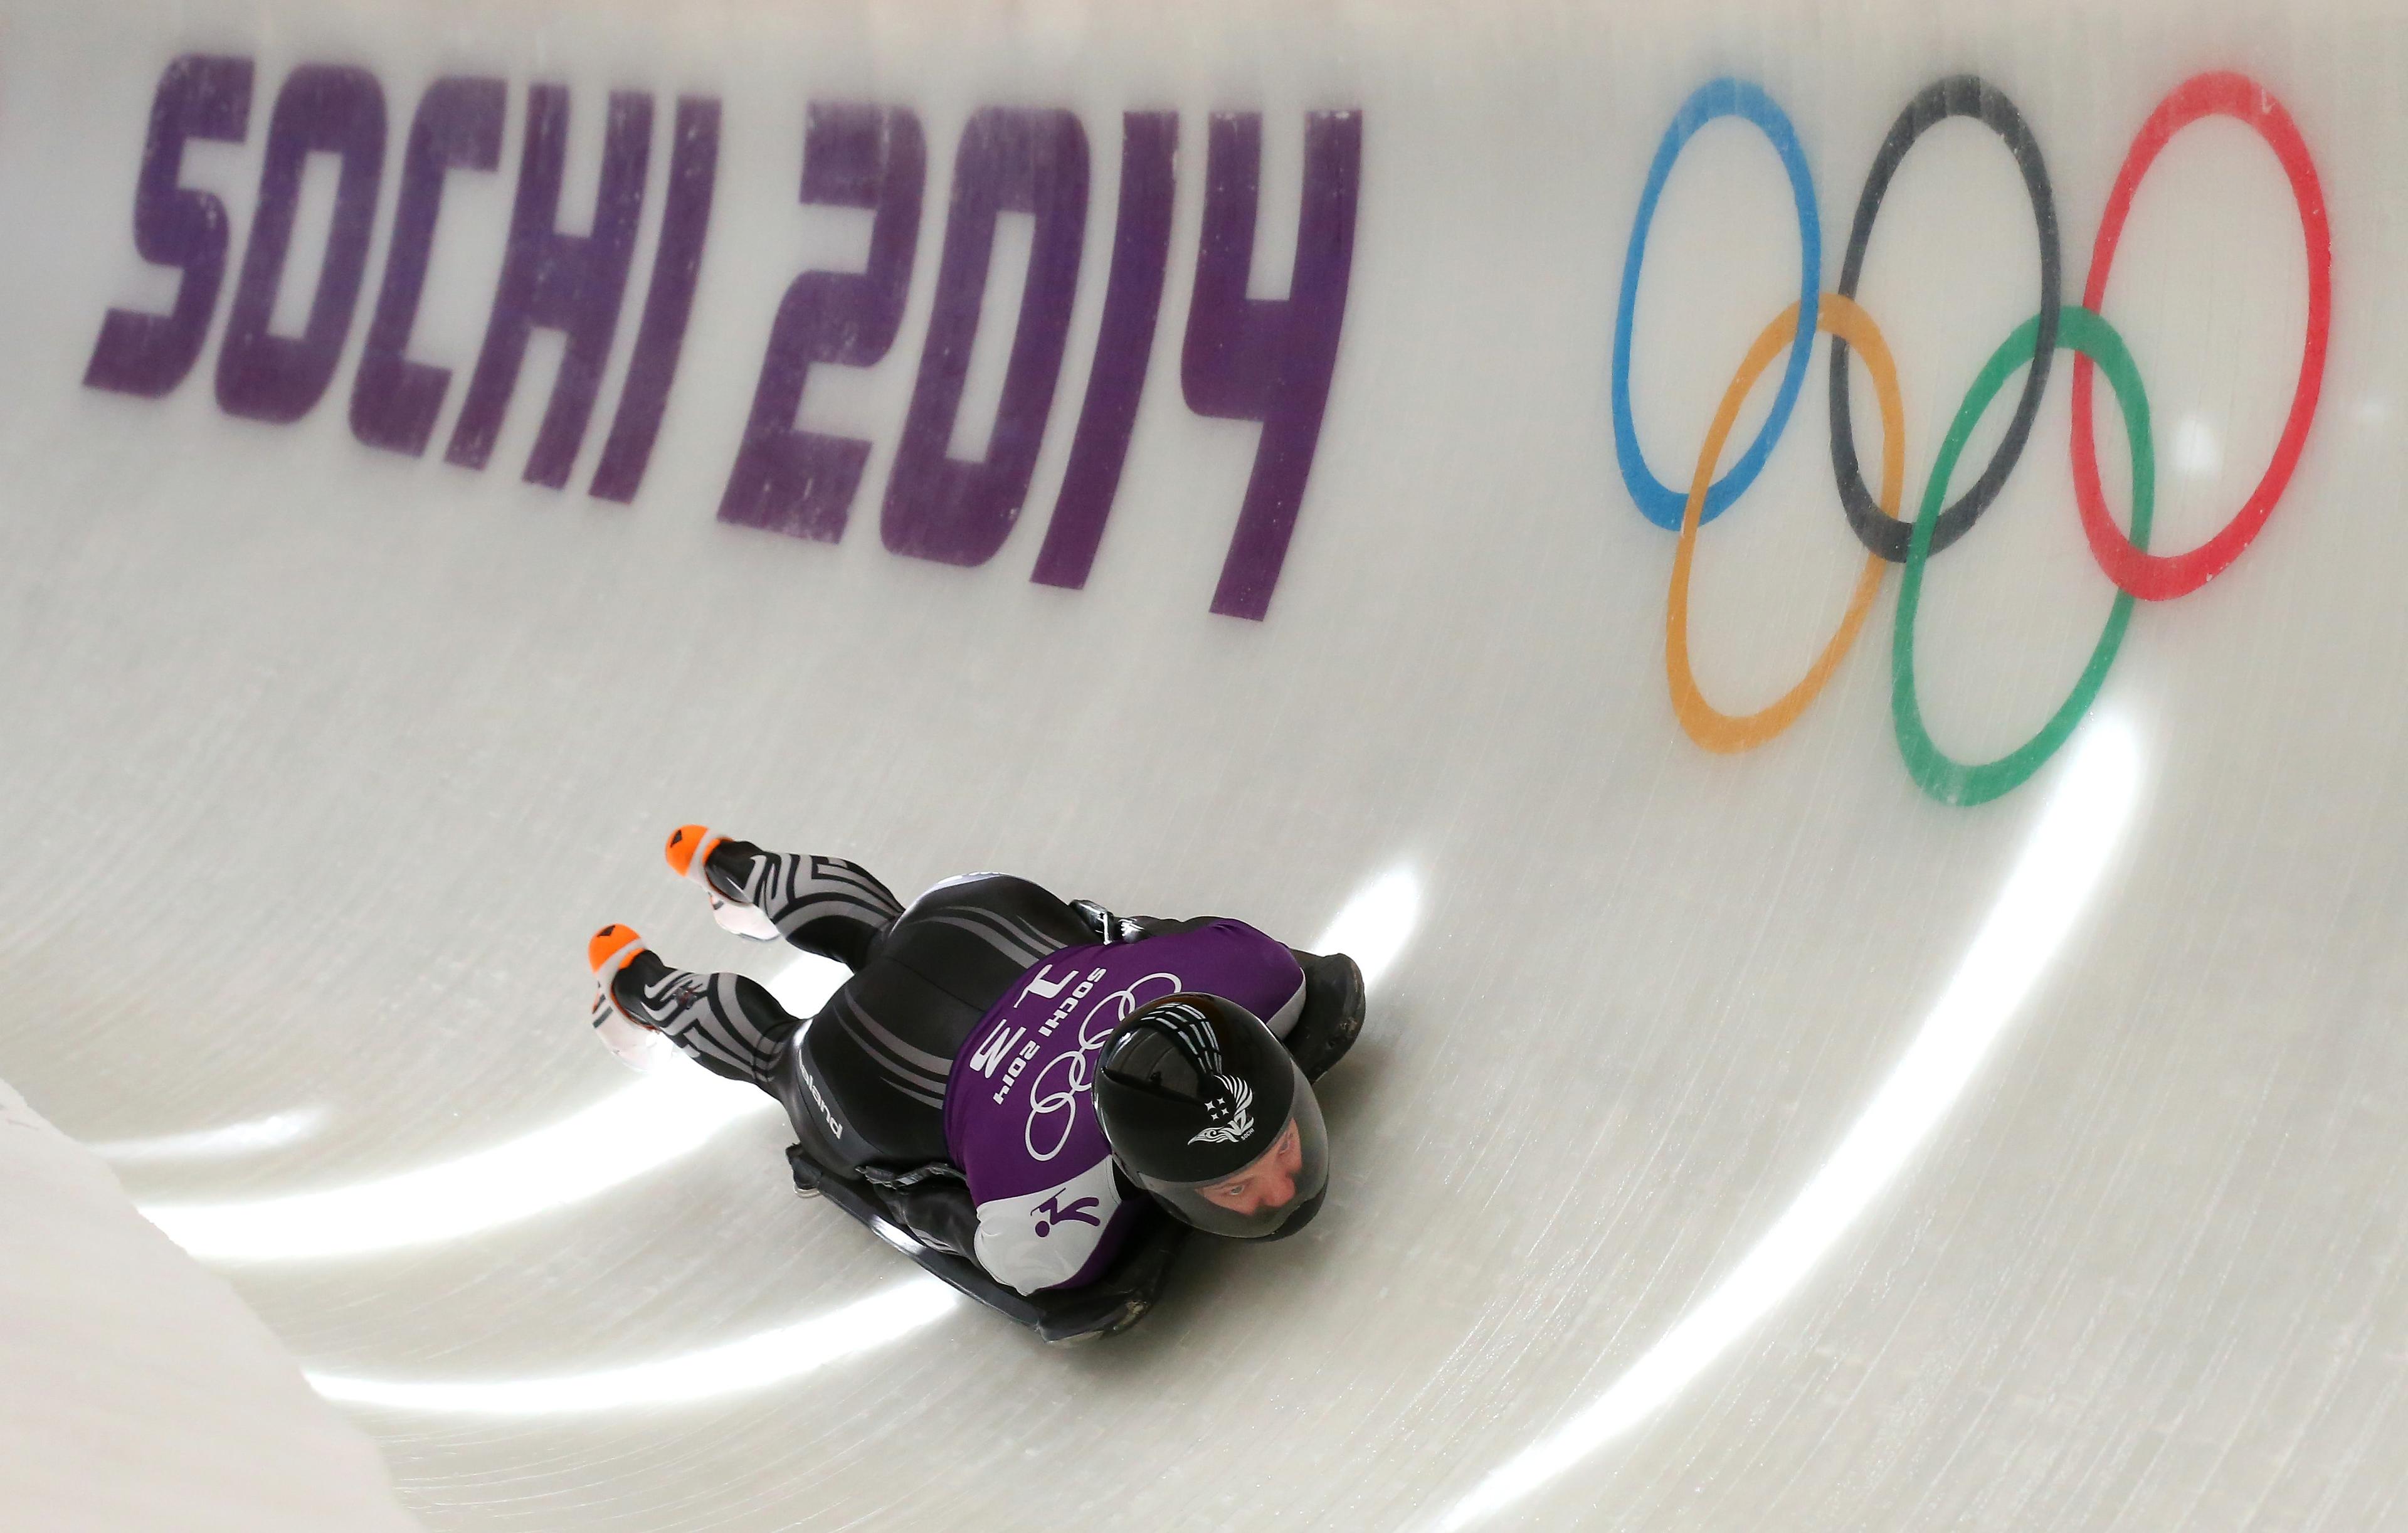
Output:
[1121, 918, 1303, 1011]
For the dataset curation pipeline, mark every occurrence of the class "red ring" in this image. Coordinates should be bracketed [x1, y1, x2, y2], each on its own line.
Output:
[2069, 72, 2331, 601]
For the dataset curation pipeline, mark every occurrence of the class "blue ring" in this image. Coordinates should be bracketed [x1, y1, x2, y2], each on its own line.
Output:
[1613, 80, 1822, 530]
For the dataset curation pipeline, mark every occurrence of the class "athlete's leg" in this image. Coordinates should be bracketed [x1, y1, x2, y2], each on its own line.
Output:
[604, 874, 1087, 1168]
[593, 927, 801, 1085]
[665, 825, 904, 970]
[712, 841, 903, 967]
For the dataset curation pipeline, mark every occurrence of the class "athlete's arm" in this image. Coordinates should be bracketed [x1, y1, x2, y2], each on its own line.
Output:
[870, 1170, 981, 1260]
[968, 1159, 1128, 1295]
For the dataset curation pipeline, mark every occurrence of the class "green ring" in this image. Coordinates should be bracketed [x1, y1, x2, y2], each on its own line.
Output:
[1891, 305, 2153, 807]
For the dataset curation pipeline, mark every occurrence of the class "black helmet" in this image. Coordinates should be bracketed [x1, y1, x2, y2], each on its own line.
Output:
[1094, 993, 1329, 1239]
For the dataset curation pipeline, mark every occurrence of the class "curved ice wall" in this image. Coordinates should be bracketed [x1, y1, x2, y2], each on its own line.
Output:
[3, 1, 2404, 1528]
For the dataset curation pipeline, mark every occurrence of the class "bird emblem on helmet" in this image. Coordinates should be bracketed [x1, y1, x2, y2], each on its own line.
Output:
[1187, 1075, 1255, 1145]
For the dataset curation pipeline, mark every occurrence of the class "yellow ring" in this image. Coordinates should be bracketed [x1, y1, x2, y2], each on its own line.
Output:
[1666, 294, 1904, 753]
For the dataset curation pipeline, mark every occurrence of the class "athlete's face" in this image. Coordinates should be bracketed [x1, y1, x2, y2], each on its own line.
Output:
[1196, 1118, 1305, 1215]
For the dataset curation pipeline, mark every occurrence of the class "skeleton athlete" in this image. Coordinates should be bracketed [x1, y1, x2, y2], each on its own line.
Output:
[586, 827, 1365, 1329]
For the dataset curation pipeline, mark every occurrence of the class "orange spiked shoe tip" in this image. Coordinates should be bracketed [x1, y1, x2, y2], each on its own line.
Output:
[663, 824, 722, 883]
[588, 923, 645, 976]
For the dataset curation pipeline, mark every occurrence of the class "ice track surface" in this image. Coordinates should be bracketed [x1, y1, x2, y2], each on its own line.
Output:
[4, 0, 2407, 1528]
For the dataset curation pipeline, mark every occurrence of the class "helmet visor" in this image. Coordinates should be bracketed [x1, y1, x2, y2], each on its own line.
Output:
[1127, 1060, 1328, 1239]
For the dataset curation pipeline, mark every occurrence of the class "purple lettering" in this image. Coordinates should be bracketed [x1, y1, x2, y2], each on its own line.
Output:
[1031, 112, 1176, 591]
[1180, 110, 1361, 620]
[214, 65, 386, 424]
[83, 55, 253, 398]
[718, 104, 924, 542]
[445, 85, 652, 487]
[589, 96, 721, 504]
[349, 77, 505, 455]
[880, 107, 1089, 567]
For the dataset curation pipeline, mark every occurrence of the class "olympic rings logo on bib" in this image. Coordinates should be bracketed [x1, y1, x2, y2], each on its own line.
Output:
[1614, 73, 2331, 806]
[1024, 971, 1182, 1162]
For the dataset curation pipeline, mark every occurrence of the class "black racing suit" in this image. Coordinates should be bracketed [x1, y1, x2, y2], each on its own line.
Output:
[628, 842, 1360, 1269]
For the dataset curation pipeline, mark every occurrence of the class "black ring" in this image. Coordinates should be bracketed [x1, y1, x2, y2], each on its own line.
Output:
[1829, 76, 2061, 563]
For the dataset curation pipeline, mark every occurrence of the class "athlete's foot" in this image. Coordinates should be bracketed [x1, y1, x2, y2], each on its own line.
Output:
[586, 923, 687, 1071]
[589, 926, 712, 1031]
[663, 824, 725, 889]
[587, 923, 778, 1085]
[664, 824, 780, 939]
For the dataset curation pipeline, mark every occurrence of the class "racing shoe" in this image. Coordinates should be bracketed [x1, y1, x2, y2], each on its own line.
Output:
[590, 925, 705, 1026]
[586, 923, 684, 1073]
[663, 824, 781, 940]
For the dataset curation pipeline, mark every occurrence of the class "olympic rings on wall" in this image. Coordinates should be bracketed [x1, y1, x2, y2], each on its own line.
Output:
[1613, 79, 1820, 531]
[1613, 70, 2332, 806]
[2069, 72, 2332, 601]
[1894, 307, 2152, 807]
[1829, 77, 2059, 564]
[1667, 295, 1903, 753]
